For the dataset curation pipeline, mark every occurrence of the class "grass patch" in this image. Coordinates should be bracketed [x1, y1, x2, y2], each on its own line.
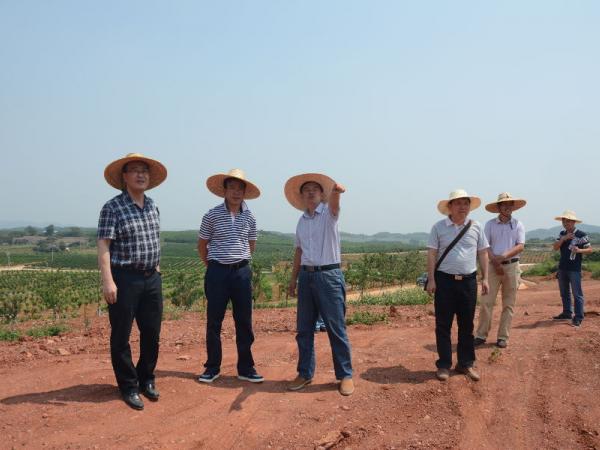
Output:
[26, 324, 68, 338]
[488, 347, 502, 363]
[353, 288, 431, 306]
[0, 328, 20, 341]
[346, 311, 387, 325]
[254, 300, 297, 309]
[522, 260, 557, 276]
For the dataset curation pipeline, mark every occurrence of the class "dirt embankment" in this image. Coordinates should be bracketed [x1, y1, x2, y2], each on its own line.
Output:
[1, 279, 600, 449]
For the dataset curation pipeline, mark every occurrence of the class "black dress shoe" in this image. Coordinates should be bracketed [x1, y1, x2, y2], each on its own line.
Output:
[122, 392, 144, 410]
[141, 382, 160, 401]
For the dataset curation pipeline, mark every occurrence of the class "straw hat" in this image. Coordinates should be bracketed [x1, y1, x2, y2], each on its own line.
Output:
[206, 169, 260, 199]
[437, 189, 481, 215]
[104, 153, 167, 190]
[555, 210, 582, 223]
[284, 173, 335, 211]
[485, 192, 527, 213]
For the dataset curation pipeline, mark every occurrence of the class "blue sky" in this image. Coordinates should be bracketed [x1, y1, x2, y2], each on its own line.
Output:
[1, 1, 598, 234]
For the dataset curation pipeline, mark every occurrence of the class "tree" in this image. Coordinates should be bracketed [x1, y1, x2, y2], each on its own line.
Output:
[273, 262, 292, 304]
[24, 226, 37, 236]
[251, 260, 265, 302]
[45, 224, 55, 237]
[67, 226, 82, 237]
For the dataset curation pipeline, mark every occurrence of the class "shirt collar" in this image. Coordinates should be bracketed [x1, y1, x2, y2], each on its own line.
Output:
[303, 202, 325, 218]
[445, 216, 468, 227]
[221, 200, 248, 213]
[122, 190, 148, 209]
[495, 216, 515, 225]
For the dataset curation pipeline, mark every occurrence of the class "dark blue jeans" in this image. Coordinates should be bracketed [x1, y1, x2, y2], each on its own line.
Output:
[296, 268, 352, 380]
[204, 262, 255, 374]
[434, 271, 477, 369]
[108, 268, 163, 395]
[557, 270, 584, 321]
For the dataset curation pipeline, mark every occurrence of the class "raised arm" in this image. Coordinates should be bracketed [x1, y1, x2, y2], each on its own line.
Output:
[329, 183, 345, 217]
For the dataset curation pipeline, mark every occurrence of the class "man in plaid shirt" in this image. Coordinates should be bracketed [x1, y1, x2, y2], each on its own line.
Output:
[97, 153, 167, 411]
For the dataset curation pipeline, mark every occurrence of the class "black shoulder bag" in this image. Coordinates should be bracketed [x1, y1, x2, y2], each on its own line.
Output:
[423, 220, 472, 291]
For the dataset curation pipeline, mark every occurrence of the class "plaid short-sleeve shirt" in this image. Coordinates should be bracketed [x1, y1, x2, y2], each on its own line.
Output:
[97, 191, 161, 270]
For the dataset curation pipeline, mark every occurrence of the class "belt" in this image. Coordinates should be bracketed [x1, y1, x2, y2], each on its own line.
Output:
[301, 264, 340, 272]
[112, 266, 157, 277]
[501, 258, 520, 265]
[209, 260, 249, 269]
[435, 270, 477, 281]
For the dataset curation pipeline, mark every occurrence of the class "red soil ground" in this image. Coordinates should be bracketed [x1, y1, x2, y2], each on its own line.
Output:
[1, 278, 599, 449]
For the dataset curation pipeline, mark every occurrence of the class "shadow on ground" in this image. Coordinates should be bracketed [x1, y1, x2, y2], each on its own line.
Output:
[0, 383, 116, 405]
[360, 365, 433, 385]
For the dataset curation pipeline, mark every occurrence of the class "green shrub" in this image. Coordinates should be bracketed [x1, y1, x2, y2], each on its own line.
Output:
[346, 311, 387, 325]
[0, 328, 20, 341]
[354, 288, 431, 306]
[26, 324, 68, 338]
[522, 260, 557, 276]
[592, 269, 600, 280]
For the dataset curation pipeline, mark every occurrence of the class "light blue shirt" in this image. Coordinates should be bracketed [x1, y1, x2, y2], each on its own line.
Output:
[427, 217, 489, 275]
[484, 217, 525, 256]
[295, 203, 341, 266]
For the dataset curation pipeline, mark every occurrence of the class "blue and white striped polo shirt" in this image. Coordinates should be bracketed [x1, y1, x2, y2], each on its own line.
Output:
[198, 201, 257, 264]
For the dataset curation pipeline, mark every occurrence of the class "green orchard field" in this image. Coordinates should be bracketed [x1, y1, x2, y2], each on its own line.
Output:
[0, 233, 567, 337]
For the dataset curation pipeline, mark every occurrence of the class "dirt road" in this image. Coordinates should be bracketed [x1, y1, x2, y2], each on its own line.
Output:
[1, 278, 599, 449]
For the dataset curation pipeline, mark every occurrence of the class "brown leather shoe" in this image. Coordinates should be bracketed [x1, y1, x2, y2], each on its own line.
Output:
[436, 368, 450, 381]
[288, 376, 312, 391]
[339, 377, 354, 396]
[455, 365, 480, 381]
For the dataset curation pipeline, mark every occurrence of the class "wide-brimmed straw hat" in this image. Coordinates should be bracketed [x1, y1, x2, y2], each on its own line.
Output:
[485, 192, 527, 213]
[555, 210, 582, 223]
[206, 169, 260, 199]
[284, 173, 335, 211]
[437, 189, 481, 215]
[104, 153, 167, 190]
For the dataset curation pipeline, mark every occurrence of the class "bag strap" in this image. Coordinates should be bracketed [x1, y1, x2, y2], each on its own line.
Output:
[435, 220, 472, 271]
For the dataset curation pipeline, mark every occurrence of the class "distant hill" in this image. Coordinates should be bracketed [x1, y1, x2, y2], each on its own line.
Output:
[340, 231, 429, 246]
[526, 224, 600, 240]
[3, 224, 599, 246]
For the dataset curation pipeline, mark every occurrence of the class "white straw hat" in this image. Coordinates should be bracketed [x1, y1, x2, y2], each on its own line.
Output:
[485, 192, 527, 213]
[284, 173, 335, 211]
[205, 169, 260, 199]
[104, 153, 167, 190]
[554, 210, 582, 223]
[437, 189, 481, 215]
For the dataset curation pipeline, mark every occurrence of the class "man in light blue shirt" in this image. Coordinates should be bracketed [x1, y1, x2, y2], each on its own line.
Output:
[427, 189, 489, 382]
[475, 193, 526, 349]
[285, 173, 354, 396]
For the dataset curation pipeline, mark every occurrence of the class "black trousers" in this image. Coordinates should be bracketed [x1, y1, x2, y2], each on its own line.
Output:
[204, 262, 255, 374]
[434, 271, 477, 369]
[108, 268, 163, 394]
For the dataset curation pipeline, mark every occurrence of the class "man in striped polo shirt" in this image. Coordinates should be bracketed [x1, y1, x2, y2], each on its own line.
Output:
[285, 173, 354, 396]
[475, 193, 527, 349]
[97, 153, 167, 410]
[196, 169, 263, 383]
[427, 189, 489, 382]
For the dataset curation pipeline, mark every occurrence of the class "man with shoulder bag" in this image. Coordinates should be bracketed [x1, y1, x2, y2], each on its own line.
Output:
[426, 189, 489, 382]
